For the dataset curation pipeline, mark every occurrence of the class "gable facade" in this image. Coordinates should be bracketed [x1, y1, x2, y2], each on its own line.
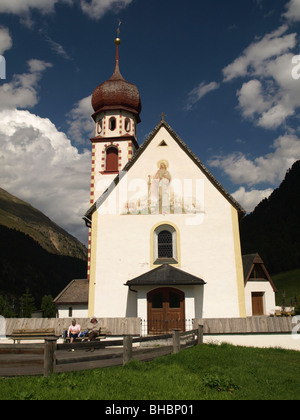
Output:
[86, 121, 247, 325]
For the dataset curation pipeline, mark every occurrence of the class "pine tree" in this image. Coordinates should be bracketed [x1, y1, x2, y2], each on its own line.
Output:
[19, 289, 36, 318]
[41, 295, 56, 318]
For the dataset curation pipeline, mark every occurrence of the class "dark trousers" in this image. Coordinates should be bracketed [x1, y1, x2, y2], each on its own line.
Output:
[88, 331, 99, 342]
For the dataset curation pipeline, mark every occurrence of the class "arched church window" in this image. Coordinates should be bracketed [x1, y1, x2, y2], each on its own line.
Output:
[153, 224, 178, 264]
[158, 230, 173, 258]
[109, 117, 116, 131]
[106, 147, 119, 172]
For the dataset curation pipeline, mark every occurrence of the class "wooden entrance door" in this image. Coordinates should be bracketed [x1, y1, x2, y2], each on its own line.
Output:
[252, 292, 264, 316]
[147, 287, 185, 335]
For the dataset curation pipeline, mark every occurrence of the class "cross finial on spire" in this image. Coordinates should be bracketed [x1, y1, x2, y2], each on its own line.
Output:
[160, 112, 167, 121]
[117, 20, 122, 37]
[115, 20, 122, 60]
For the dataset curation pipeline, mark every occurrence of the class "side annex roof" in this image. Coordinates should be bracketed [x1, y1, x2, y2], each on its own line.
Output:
[84, 120, 246, 221]
[242, 253, 277, 292]
[53, 279, 89, 305]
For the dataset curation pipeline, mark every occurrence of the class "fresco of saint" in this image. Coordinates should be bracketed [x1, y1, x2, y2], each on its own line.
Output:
[151, 160, 171, 199]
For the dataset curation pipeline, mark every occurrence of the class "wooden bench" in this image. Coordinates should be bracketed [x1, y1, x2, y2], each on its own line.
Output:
[65, 327, 107, 343]
[9, 328, 57, 344]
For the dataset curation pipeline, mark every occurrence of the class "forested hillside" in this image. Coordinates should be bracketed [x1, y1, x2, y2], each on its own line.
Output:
[240, 161, 300, 274]
[0, 225, 87, 312]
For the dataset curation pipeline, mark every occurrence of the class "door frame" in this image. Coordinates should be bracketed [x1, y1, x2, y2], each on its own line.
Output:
[147, 287, 185, 334]
[251, 292, 265, 316]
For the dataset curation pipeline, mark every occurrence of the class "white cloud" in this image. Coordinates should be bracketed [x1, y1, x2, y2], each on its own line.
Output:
[283, 0, 300, 22]
[222, 24, 300, 130]
[0, 0, 59, 15]
[0, 53, 91, 243]
[0, 26, 12, 55]
[232, 186, 273, 213]
[0, 0, 133, 22]
[236, 66, 300, 130]
[44, 35, 72, 61]
[208, 133, 300, 186]
[79, 0, 133, 19]
[67, 95, 94, 144]
[0, 24, 93, 244]
[223, 25, 296, 81]
[0, 109, 91, 244]
[0, 59, 52, 110]
[237, 79, 270, 118]
[186, 81, 220, 110]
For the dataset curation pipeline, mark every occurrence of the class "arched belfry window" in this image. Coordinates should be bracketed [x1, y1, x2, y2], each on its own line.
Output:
[97, 119, 102, 135]
[153, 224, 178, 264]
[109, 117, 116, 131]
[125, 118, 131, 132]
[106, 147, 119, 172]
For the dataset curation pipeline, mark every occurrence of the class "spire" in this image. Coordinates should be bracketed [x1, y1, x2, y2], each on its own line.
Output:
[91, 21, 142, 121]
[110, 23, 123, 81]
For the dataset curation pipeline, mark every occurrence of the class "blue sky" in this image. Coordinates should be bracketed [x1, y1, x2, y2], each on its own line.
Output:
[0, 0, 300, 245]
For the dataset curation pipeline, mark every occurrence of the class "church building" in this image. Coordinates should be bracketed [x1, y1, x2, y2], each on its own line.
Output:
[75, 35, 276, 332]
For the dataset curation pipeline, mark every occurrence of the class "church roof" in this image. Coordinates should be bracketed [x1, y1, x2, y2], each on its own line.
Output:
[84, 120, 246, 220]
[125, 264, 206, 287]
[53, 279, 89, 305]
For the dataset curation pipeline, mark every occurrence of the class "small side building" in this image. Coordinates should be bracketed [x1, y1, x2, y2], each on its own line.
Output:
[53, 279, 89, 318]
[243, 254, 277, 316]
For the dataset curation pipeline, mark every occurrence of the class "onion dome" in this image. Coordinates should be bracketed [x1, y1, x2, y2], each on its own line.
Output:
[92, 38, 142, 122]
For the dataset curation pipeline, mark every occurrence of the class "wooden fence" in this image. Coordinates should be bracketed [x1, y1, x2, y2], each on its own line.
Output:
[193, 317, 295, 334]
[0, 327, 203, 377]
[3, 316, 296, 337]
[1, 316, 298, 377]
[4, 318, 141, 337]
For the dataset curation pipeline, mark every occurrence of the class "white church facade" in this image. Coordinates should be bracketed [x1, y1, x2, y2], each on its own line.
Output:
[55, 36, 276, 329]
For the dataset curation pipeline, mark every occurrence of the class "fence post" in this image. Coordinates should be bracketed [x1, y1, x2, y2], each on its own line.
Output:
[172, 329, 181, 354]
[123, 335, 133, 365]
[44, 337, 57, 377]
[198, 324, 204, 345]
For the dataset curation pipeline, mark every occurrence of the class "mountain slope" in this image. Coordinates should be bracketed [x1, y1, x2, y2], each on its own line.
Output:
[0, 224, 87, 307]
[0, 187, 87, 260]
[240, 161, 300, 274]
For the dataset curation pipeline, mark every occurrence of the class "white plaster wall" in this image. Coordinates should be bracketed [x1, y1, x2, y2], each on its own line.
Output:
[245, 282, 276, 316]
[93, 140, 129, 202]
[91, 126, 244, 319]
[204, 334, 300, 352]
[57, 305, 88, 319]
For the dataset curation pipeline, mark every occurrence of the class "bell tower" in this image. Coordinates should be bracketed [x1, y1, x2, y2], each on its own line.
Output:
[89, 35, 142, 205]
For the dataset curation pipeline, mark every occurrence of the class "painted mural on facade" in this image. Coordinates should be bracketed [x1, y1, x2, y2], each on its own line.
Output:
[121, 158, 204, 215]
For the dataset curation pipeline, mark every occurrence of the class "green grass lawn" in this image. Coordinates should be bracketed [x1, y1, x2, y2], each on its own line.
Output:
[1, 343, 299, 400]
[273, 268, 300, 306]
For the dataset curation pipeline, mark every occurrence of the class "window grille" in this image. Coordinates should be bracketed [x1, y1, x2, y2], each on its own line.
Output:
[158, 230, 173, 258]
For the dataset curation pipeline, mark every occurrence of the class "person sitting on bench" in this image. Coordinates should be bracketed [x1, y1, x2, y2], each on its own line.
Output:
[86, 317, 99, 352]
[67, 319, 81, 344]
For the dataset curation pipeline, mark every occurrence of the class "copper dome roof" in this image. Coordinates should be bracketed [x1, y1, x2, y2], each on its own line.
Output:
[92, 49, 142, 121]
